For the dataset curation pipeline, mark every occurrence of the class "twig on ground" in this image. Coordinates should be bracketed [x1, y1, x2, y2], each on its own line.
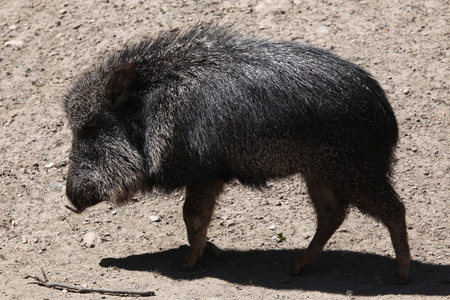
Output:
[25, 268, 155, 297]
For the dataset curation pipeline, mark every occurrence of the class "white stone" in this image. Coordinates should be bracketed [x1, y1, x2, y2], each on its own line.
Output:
[149, 215, 161, 222]
[4, 40, 24, 47]
[82, 231, 97, 248]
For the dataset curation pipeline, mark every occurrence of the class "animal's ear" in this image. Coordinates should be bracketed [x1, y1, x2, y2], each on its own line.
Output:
[106, 62, 135, 111]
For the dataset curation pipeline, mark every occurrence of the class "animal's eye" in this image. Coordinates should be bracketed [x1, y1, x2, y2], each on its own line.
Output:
[78, 120, 98, 136]
[78, 116, 107, 135]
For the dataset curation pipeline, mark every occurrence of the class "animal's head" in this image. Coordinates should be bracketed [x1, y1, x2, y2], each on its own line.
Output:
[63, 62, 147, 213]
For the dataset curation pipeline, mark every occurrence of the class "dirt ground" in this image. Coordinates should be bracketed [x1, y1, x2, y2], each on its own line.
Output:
[0, 0, 448, 299]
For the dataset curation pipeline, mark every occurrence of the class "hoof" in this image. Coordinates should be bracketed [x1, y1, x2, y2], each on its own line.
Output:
[182, 263, 194, 271]
[183, 251, 198, 271]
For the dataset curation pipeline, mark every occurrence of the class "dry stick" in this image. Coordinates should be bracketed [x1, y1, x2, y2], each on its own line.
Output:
[25, 268, 155, 297]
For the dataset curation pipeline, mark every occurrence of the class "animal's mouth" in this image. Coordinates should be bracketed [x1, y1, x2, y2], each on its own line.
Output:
[64, 197, 84, 214]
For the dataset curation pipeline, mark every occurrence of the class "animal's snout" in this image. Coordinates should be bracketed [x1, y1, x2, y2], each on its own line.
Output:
[64, 196, 83, 214]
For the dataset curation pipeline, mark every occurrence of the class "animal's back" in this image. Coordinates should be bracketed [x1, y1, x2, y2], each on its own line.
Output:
[141, 28, 399, 185]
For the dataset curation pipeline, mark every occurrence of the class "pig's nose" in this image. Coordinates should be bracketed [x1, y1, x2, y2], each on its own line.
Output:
[65, 196, 83, 214]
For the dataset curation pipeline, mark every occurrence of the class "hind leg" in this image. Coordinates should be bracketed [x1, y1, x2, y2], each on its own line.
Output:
[182, 180, 224, 270]
[294, 177, 348, 274]
[353, 181, 410, 284]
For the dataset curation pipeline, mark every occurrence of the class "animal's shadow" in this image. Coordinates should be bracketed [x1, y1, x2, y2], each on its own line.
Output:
[100, 246, 449, 296]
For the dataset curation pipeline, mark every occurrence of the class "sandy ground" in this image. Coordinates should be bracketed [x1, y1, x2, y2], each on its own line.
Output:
[0, 0, 449, 299]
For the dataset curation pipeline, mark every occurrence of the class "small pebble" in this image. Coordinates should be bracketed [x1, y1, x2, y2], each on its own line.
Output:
[226, 221, 236, 227]
[271, 235, 282, 243]
[435, 171, 444, 177]
[82, 231, 97, 248]
[4, 40, 24, 47]
[149, 215, 161, 222]
[269, 225, 276, 230]
[43, 163, 54, 169]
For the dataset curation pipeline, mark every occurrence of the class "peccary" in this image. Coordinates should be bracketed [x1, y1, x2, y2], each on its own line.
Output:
[63, 26, 410, 283]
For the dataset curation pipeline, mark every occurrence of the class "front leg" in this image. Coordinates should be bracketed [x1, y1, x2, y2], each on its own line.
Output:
[182, 180, 224, 270]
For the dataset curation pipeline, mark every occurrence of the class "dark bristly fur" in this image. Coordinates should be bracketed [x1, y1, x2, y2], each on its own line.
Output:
[63, 26, 410, 283]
